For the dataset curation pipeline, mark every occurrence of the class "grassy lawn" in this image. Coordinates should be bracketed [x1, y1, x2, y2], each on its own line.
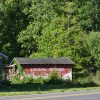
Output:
[0, 83, 100, 96]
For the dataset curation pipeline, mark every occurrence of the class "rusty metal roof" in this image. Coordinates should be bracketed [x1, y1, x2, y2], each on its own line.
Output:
[13, 57, 74, 65]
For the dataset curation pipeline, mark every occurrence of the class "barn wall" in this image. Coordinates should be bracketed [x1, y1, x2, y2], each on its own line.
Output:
[22, 64, 72, 80]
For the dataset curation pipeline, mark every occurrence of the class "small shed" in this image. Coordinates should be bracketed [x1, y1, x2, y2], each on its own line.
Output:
[6, 57, 74, 80]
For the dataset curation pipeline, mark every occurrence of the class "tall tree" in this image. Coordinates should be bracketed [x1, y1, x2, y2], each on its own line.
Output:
[0, 0, 29, 58]
[76, 0, 100, 32]
[85, 32, 100, 73]
[30, 1, 87, 77]
[18, 0, 62, 56]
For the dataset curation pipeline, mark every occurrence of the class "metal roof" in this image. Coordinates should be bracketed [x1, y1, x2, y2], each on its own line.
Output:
[0, 53, 8, 59]
[13, 57, 74, 65]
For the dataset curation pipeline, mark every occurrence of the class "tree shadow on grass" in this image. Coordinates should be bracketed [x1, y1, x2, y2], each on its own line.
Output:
[0, 81, 99, 93]
[0, 83, 67, 92]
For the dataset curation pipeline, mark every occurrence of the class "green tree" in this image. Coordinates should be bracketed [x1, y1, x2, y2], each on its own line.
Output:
[0, 0, 29, 58]
[85, 32, 100, 73]
[18, 0, 66, 56]
[18, 22, 40, 56]
[30, 1, 87, 78]
[76, 0, 100, 32]
[0, 0, 100, 78]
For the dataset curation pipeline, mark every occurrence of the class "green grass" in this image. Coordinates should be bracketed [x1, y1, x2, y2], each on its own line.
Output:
[0, 83, 100, 96]
[0, 71, 100, 96]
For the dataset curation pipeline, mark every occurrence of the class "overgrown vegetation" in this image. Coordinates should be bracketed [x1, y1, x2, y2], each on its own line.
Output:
[0, 69, 100, 96]
[11, 74, 34, 84]
[11, 70, 61, 84]
[0, 70, 100, 96]
[11, 70, 100, 87]
[92, 71, 100, 85]
[0, 0, 100, 80]
[13, 59, 24, 75]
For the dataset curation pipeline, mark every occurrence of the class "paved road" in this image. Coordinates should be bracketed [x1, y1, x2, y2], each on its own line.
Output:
[0, 90, 100, 100]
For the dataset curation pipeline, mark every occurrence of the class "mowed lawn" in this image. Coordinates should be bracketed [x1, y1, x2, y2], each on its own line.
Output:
[0, 83, 100, 96]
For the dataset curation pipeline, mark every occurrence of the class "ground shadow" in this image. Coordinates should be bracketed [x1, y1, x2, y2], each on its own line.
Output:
[0, 81, 99, 93]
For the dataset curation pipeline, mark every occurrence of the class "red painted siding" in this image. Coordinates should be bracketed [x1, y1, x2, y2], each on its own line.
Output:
[22, 64, 72, 80]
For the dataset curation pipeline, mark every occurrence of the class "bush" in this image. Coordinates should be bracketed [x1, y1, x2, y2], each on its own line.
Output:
[92, 71, 100, 85]
[11, 74, 34, 84]
[0, 80, 11, 85]
[74, 75, 98, 87]
[46, 70, 62, 84]
[11, 70, 100, 87]
[34, 77, 46, 84]
[11, 70, 73, 85]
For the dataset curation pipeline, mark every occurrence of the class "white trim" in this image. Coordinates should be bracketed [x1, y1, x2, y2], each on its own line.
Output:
[10, 58, 19, 65]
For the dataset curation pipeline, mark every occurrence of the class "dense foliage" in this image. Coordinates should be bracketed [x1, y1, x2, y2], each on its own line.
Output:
[0, 0, 100, 78]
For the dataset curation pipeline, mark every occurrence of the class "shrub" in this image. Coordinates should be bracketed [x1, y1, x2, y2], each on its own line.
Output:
[74, 75, 98, 87]
[47, 70, 62, 84]
[11, 74, 34, 84]
[92, 71, 100, 85]
[34, 77, 46, 84]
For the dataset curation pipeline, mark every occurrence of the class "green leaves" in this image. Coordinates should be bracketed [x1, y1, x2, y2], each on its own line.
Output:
[0, 0, 100, 78]
[18, 22, 40, 56]
[0, 0, 29, 58]
[85, 32, 100, 69]
[77, 0, 100, 31]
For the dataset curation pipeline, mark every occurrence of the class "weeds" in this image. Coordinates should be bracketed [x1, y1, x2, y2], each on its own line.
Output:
[11, 70, 100, 87]
[11, 75, 34, 84]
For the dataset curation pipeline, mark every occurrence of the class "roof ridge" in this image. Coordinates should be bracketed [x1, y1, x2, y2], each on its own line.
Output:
[13, 57, 74, 65]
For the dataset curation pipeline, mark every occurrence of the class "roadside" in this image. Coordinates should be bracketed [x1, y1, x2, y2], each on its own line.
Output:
[0, 71, 100, 96]
[0, 85, 100, 96]
[0, 89, 100, 100]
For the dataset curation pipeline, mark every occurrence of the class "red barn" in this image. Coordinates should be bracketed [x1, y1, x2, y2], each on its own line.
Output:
[6, 57, 74, 80]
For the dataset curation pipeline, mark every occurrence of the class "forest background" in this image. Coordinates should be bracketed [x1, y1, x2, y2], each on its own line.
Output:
[0, 0, 100, 78]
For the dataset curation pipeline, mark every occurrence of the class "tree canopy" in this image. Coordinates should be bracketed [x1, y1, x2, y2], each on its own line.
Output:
[0, 0, 100, 77]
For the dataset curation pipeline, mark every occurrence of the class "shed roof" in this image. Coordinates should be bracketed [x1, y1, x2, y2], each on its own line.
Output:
[13, 57, 74, 65]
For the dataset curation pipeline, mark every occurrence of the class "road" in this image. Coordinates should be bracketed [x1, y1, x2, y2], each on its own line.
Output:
[0, 90, 100, 100]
